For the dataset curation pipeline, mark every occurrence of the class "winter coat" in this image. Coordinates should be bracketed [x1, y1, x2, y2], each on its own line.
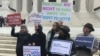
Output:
[11, 27, 31, 56]
[47, 31, 76, 56]
[28, 32, 46, 56]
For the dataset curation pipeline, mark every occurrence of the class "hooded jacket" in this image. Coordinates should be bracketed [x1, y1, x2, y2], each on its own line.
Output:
[28, 25, 46, 56]
[11, 26, 31, 56]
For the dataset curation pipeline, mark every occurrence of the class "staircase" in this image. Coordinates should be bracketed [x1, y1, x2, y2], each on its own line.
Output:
[0, 36, 16, 56]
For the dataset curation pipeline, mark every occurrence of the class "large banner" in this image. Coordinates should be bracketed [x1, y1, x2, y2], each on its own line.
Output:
[42, 2, 72, 22]
[23, 46, 41, 56]
[28, 13, 42, 25]
[7, 13, 21, 26]
[75, 37, 95, 50]
[50, 40, 73, 55]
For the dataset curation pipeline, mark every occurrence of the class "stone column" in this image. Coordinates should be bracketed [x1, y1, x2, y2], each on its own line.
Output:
[57, 0, 61, 3]
[21, 0, 28, 19]
[73, 0, 81, 12]
[62, 0, 68, 2]
[86, 0, 94, 12]
[30, 0, 38, 13]
[16, 0, 22, 12]
[44, 0, 48, 2]
[0, 0, 2, 5]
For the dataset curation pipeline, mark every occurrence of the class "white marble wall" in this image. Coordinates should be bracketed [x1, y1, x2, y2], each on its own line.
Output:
[0, 0, 99, 17]
[0, 0, 2, 5]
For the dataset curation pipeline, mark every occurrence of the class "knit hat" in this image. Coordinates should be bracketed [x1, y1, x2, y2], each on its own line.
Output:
[21, 24, 28, 32]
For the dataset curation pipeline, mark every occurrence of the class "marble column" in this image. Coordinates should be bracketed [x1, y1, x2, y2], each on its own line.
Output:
[57, 0, 61, 3]
[30, 0, 38, 13]
[16, 0, 22, 12]
[86, 0, 94, 12]
[21, 0, 28, 19]
[73, 0, 81, 12]
[0, 0, 2, 5]
[44, 0, 48, 2]
[61, 0, 68, 2]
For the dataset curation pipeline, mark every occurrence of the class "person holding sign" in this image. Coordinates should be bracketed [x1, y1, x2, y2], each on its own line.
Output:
[27, 24, 46, 56]
[47, 22, 60, 54]
[47, 25, 76, 56]
[11, 25, 31, 56]
[76, 23, 98, 56]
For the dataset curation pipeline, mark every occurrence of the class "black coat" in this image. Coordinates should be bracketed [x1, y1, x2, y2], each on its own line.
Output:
[11, 27, 31, 56]
[28, 32, 46, 56]
[47, 31, 76, 56]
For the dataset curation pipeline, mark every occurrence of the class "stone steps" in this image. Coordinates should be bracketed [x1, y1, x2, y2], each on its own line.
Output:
[0, 36, 16, 55]
[0, 48, 16, 54]
[0, 37, 17, 40]
[0, 40, 16, 44]
[0, 53, 16, 56]
[0, 44, 16, 49]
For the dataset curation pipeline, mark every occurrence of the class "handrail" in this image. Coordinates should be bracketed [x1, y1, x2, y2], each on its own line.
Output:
[8, 5, 16, 12]
[94, 6, 100, 11]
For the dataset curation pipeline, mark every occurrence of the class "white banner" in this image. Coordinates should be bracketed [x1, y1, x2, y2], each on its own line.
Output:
[50, 40, 73, 55]
[23, 46, 41, 56]
[28, 13, 42, 25]
[42, 2, 72, 22]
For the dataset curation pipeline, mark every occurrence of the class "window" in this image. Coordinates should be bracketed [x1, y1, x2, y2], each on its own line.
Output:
[49, 0, 56, 2]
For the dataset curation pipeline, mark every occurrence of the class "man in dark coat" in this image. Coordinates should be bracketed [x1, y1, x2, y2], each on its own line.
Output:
[48, 25, 76, 56]
[28, 24, 46, 56]
[11, 25, 31, 56]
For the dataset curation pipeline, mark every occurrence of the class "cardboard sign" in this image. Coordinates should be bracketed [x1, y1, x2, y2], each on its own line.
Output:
[23, 46, 41, 56]
[75, 37, 95, 50]
[50, 40, 73, 55]
[7, 13, 21, 26]
[28, 13, 42, 25]
[42, 2, 72, 22]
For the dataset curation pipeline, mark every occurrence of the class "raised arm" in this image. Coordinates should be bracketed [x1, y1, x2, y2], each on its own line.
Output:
[11, 26, 19, 37]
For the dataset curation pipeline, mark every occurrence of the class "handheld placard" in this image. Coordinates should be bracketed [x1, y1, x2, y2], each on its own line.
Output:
[50, 40, 73, 56]
[75, 36, 95, 51]
[23, 46, 41, 56]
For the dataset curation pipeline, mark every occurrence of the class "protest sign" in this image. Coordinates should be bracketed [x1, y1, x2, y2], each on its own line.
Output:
[28, 13, 42, 25]
[75, 37, 95, 50]
[50, 40, 73, 55]
[42, 2, 72, 22]
[7, 13, 21, 26]
[23, 46, 41, 56]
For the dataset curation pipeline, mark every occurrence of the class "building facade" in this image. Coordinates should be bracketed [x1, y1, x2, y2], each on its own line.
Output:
[0, 0, 100, 18]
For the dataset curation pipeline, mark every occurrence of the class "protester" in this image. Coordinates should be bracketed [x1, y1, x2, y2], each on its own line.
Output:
[47, 22, 60, 54]
[47, 25, 76, 56]
[11, 25, 31, 56]
[21, 19, 26, 24]
[58, 20, 63, 26]
[27, 24, 46, 56]
[0, 17, 2, 27]
[0, 16, 4, 27]
[76, 23, 98, 56]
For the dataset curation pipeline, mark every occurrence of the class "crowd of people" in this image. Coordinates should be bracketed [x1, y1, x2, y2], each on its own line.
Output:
[10, 21, 100, 56]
